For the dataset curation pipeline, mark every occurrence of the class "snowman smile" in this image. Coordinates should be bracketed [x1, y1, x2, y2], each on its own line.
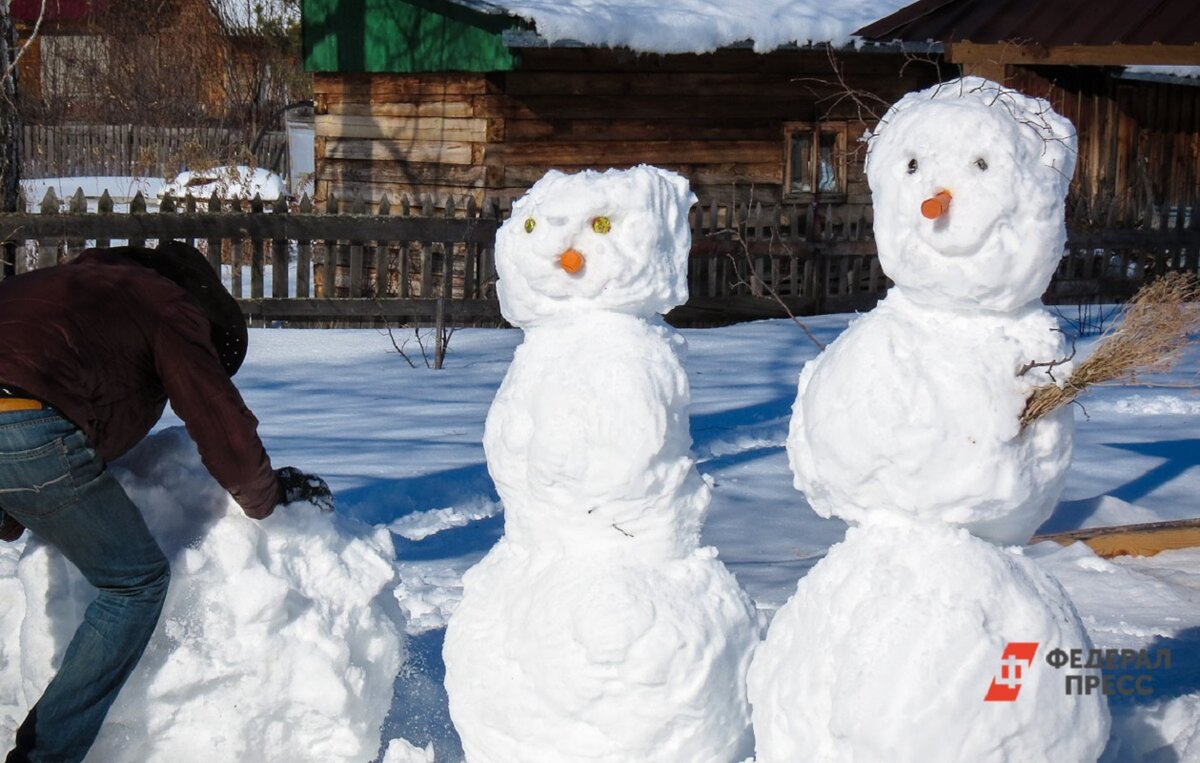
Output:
[917, 208, 1001, 258]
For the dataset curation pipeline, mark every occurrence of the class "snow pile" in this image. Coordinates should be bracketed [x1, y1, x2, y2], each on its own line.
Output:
[161, 166, 285, 201]
[750, 78, 1109, 762]
[749, 522, 1109, 763]
[0, 428, 404, 762]
[444, 166, 758, 763]
[501, 0, 911, 53]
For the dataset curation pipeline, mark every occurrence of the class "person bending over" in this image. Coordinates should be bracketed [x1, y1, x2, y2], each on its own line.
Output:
[0, 241, 331, 762]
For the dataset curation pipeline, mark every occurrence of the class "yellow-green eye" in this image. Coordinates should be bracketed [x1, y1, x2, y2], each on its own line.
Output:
[592, 216, 611, 234]
[524, 218, 536, 233]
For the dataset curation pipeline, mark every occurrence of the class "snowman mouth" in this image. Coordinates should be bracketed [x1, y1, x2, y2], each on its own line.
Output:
[918, 215, 1000, 258]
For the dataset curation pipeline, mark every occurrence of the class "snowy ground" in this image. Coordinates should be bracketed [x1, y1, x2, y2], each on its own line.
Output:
[2, 312, 1198, 761]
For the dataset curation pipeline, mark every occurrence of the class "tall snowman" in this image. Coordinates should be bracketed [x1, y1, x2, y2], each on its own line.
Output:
[443, 165, 758, 763]
[748, 78, 1111, 762]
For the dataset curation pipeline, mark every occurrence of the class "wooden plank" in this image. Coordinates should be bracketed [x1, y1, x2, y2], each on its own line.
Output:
[323, 138, 477, 165]
[497, 162, 783, 189]
[491, 140, 776, 166]
[313, 73, 489, 98]
[475, 94, 856, 122]
[513, 46, 924, 77]
[1031, 518, 1200, 559]
[321, 160, 489, 188]
[946, 42, 1200, 67]
[0, 212, 500, 244]
[325, 101, 476, 119]
[240, 297, 502, 321]
[502, 70, 849, 98]
[503, 118, 784, 143]
[315, 115, 488, 142]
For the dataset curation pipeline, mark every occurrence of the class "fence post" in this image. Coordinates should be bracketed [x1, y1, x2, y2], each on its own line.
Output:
[37, 188, 59, 270]
[434, 296, 446, 370]
[206, 192, 223, 279]
[349, 195, 366, 298]
[375, 194, 392, 298]
[250, 194, 265, 300]
[296, 194, 312, 298]
[129, 192, 147, 249]
[271, 195, 289, 299]
[419, 195, 434, 298]
[66, 188, 87, 261]
[443, 196, 457, 299]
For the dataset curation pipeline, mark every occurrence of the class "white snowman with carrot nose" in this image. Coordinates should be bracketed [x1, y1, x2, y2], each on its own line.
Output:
[443, 165, 759, 763]
[747, 79, 1111, 762]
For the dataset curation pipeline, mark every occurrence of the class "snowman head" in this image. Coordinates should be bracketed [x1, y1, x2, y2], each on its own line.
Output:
[494, 165, 697, 327]
[866, 77, 1077, 311]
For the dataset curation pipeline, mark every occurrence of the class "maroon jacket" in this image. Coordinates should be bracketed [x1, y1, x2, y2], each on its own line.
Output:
[0, 249, 281, 527]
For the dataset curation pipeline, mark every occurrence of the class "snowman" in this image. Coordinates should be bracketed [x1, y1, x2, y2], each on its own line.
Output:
[443, 165, 759, 763]
[747, 78, 1111, 762]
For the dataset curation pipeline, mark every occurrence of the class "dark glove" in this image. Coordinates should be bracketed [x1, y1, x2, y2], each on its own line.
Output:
[275, 466, 335, 513]
[0, 510, 25, 542]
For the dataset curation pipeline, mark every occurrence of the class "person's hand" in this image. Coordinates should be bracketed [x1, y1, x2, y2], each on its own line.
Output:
[0, 511, 24, 542]
[275, 466, 335, 513]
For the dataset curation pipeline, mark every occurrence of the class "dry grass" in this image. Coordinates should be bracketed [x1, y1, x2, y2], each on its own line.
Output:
[1021, 271, 1200, 429]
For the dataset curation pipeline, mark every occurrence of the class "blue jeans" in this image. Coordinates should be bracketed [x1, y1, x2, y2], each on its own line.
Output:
[0, 408, 169, 763]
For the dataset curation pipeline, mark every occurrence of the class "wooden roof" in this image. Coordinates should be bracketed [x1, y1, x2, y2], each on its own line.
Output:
[857, 0, 1200, 66]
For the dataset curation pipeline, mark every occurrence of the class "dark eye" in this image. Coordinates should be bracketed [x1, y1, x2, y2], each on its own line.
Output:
[906, 158, 918, 174]
[975, 158, 988, 171]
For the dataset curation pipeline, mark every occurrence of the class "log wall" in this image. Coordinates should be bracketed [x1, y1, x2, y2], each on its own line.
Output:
[313, 48, 941, 209]
[1009, 67, 1200, 228]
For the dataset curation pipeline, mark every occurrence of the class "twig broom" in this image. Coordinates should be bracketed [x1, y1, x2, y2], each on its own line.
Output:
[1021, 271, 1200, 429]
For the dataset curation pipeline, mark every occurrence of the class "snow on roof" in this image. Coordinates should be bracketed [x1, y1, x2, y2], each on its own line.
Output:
[474, 0, 916, 54]
[1123, 65, 1200, 81]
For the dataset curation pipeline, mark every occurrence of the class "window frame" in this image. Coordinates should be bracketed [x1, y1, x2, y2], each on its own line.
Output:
[783, 121, 851, 202]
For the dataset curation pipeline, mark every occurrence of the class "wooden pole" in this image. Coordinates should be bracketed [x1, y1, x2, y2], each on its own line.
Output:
[1031, 517, 1200, 559]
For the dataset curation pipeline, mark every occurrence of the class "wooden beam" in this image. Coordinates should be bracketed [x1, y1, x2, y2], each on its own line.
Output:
[1031, 518, 1200, 558]
[0, 213, 499, 243]
[315, 115, 488, 142]
[946, 42, 1200, 67]
[240, 298, 501, 321]
[322, 138, 478, 165]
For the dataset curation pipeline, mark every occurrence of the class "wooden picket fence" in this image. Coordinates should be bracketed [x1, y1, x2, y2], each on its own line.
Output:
[1, 188, 1197, 327]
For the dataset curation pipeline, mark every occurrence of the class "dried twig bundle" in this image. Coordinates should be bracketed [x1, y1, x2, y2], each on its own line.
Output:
[1021, 271, 1200, 429]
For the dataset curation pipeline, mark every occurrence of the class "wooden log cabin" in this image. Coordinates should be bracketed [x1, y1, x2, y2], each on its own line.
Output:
[301, 0, 941, 213]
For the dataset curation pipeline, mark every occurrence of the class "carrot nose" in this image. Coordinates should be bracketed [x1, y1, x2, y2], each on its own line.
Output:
[921, 190, 952, 220]
[560, 249, 585, 274]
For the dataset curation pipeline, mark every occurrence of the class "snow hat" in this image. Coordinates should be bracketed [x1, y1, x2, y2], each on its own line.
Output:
[494, 165, 697, 326]
[864, 77, 1078, 311]
[126, 241, 248, 376]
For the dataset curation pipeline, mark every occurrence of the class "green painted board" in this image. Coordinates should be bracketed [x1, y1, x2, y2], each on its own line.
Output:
[303, 0, 519, 73]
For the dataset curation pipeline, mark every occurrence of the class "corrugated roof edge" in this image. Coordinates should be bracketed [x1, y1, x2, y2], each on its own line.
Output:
[855, 0, 962, 40]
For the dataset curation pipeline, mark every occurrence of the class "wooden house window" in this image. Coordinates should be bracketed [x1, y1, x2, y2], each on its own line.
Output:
[785, 123, 848, 198]
[41, 35, 108, 100]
